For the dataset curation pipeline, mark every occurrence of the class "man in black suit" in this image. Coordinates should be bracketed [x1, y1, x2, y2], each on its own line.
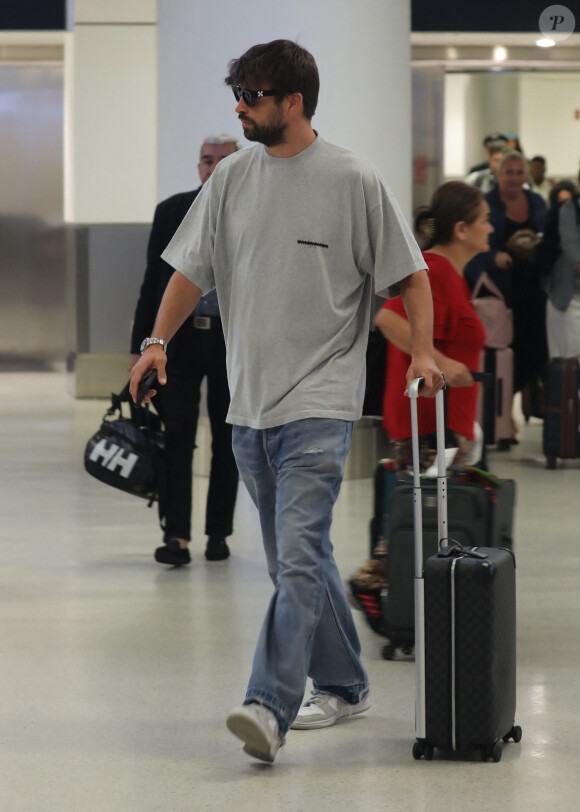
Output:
[130, 133, 241, 566]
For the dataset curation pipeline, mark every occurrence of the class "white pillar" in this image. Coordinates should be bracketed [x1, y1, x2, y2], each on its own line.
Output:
[64, 1, 159, 396]
[157, 0, 414, 217]
[64, 0, 157, 223]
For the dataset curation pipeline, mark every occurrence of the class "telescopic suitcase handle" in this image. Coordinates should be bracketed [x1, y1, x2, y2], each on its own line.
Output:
[408, 372, 488, 553]
[408, 378, 448, 573]
[408, 377, 446, 741]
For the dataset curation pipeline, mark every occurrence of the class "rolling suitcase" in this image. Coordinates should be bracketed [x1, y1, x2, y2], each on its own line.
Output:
[480, 347, 514, 447]
[381, 373, 516, 660]
[382, 470, 515, 659]
[543, 357, 580, 469]
[409, 379, 522, 762]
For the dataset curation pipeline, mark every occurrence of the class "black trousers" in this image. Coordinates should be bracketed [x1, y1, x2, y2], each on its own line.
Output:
[511, 262, 548, 393]
[153, 322, 238, 542]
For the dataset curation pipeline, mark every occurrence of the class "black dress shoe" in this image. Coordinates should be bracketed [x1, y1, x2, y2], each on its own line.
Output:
[205, 536, 230, 561]
[154, 540, 191, 566]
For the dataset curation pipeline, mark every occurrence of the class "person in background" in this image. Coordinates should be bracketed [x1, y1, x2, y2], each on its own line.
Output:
[377, 181, 489, 471]
[467, 132, 508, 175]
[548, 179, 578, 210]
[465, 141, 506, 193]
[504, 133, 524, 154]
[129, 39, 443, 763]
[528, 155, 554, 202]
[544, 190, 580, 357]
[130, 133, 241, 567]
[348, 182, 488, 637]
[465, 150, 547, 396]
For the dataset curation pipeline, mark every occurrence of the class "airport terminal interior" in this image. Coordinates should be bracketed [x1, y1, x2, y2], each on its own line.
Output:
[3, 368, 580, 810]
[3, 2, 580, 810]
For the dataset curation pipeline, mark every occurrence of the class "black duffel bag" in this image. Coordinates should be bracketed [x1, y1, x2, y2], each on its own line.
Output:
[84, 382, 166, 515]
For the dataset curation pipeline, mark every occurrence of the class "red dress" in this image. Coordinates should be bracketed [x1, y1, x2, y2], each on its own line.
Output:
[382, 252, 486, 441]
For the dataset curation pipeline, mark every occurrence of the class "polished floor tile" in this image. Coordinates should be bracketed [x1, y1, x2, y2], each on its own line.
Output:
[2, 371, 580, 811]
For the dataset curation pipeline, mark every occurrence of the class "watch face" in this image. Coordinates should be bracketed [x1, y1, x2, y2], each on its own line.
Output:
[140, 338, 149, 352]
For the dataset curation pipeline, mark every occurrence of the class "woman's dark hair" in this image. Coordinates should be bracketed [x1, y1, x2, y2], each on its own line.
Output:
[414, 181, 484, 249]
[549, 179, 578, 210]
[225, 39, 320, 120]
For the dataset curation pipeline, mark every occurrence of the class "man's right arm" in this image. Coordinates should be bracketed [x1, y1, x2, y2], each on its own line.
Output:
[129, 271, 203, 402]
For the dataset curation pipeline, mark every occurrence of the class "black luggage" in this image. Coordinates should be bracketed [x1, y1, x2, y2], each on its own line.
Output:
[543, 357, 580, 469]
[408, 379, 521, 762]
[84, 382, 167, 527]
[480, 347, 515, 447]
[381, 370, 516, 660]
[382, 470, 515, 659]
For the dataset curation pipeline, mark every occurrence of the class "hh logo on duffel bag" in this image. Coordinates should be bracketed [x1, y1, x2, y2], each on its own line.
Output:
[89, 439, 138, 479]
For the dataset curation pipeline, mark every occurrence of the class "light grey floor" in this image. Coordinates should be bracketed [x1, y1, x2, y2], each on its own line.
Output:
[2, 370, 580, 811]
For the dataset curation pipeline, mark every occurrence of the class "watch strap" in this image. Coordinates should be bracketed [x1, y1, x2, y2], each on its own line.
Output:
[141, 337, 167, 354]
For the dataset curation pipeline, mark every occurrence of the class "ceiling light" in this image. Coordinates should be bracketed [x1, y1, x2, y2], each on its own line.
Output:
[493, 46, 508, 61]
[536, 37, 556, 47]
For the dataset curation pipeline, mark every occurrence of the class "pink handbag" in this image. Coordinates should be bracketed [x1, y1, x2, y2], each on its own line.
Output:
[471, 272, 513, 350]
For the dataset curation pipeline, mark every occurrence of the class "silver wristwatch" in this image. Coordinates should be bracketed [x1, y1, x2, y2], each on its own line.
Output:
[140, 337, 167, 354]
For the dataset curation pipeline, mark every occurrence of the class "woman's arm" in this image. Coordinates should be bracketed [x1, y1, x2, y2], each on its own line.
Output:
[374, 307, 473, 387]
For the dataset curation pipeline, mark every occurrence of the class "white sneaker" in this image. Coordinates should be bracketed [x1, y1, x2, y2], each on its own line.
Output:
[226, 703, 284, 763]
[291, 691, 371, 730]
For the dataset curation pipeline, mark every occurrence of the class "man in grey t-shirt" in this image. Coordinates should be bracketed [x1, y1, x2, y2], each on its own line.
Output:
[130, 39, 444, 763]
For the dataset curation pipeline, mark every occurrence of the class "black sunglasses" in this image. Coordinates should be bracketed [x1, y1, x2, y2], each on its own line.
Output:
[232, 85, 280, 107]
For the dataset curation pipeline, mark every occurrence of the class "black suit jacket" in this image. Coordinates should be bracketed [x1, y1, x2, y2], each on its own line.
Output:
[130, 188, 200, 362]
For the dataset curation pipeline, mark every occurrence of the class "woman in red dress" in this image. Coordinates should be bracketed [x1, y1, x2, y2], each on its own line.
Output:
[376, 181, 490, 469]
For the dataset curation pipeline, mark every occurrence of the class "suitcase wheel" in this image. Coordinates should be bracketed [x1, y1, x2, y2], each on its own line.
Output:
[382, 642, 414, 660]
[502, 725, 523, 744]
[482, 741, 503, 763]
[413, 740, 434, 760]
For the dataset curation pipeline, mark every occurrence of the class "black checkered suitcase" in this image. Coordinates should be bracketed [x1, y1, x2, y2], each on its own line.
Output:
[408, 379, 522, 762]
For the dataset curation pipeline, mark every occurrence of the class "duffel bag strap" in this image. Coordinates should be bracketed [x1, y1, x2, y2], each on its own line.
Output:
[107, 380, 158, 430]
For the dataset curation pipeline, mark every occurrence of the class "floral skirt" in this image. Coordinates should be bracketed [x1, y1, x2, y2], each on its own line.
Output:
[391, 430, 471, 473]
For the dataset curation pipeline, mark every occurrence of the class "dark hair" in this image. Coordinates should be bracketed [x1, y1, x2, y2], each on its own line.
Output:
[415, 181, 484, 249]
[549, 179, 579, 210]
[224, 39, 320, 120]
[483, 132, 507, 147]
[487, 140, 507, 156]
[530, 155, 546, 165]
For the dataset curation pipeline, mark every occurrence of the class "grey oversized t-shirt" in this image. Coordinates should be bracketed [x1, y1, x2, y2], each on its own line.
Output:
[162, 136, 425, 429]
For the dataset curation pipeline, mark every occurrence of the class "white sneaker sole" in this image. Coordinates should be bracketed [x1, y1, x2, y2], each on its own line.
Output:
[226, 708, 280, 763]
[291, 695, 371, 730]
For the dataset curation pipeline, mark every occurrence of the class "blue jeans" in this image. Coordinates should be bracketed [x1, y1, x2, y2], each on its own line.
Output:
[232, 418, 369, 736]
